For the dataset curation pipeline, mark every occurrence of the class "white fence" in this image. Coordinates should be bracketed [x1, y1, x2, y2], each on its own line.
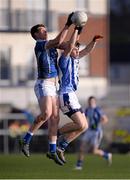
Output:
[0, 113, 47, 154]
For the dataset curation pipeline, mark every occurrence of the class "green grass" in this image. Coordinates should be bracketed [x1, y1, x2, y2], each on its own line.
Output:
[0, 154, 130, 179]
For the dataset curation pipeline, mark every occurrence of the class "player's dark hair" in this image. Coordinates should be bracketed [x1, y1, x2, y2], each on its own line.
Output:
[75, 41, 81, 49]
[88, 96, 96, 102]
[30, 24, 45, 40]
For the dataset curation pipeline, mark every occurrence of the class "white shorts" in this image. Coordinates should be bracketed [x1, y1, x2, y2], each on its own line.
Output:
[81, 129, 103, 148]
[34, 79, 57, 100]
[59, 91, 82, 117]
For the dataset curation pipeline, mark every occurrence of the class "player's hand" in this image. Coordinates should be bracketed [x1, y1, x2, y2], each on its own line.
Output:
[93, 35, 103, 42]
[65, 12, 74, 27]
[75, 26, 83, 35]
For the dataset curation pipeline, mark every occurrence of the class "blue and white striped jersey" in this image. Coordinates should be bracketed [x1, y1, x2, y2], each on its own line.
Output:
[35, 40, 58, 79]
[58, 54, 79, 93]
[85, 106, 105, 131]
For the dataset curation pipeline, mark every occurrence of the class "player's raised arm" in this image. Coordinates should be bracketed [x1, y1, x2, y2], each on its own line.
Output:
[63, 26, 83, 57]
[78, 35, 103, 59]
[45, 12, 74, 49]
[62, 27, 80, 57]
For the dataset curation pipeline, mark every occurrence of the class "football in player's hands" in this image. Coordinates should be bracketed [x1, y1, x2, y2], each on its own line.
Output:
[93, 35, 103, 42]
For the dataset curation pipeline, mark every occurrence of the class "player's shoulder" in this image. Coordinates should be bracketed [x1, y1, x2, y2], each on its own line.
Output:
[35, 40, 48, 51]
[95, 106, 102, 111]
[95, 106, 105, 115]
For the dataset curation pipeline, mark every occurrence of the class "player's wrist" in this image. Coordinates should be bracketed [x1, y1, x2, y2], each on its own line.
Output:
[75, 26, 83, 35]
[65, 22, 72, 27]
[92, 37, 97, 42]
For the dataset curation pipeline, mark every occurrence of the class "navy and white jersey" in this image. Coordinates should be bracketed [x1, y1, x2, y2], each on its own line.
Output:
[85, 107, 105, 131]
[58, 54, 79, 93]
[35, 40, 58, 79]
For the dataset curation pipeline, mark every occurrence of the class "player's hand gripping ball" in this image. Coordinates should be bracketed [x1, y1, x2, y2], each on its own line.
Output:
[71, 11, 88, 27]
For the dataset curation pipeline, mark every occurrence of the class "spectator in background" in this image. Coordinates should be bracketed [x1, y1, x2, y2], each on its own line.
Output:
[75, 96, 112, 170]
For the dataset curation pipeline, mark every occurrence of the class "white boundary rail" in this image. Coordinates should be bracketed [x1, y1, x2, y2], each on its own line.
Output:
[0, 113, 47, 154]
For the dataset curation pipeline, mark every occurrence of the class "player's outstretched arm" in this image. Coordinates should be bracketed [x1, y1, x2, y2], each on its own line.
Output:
[101, 115, 108, 124]
[45, 12, 74, 49]
[79, 35, 103, 59]
[62, 26, 79, 57]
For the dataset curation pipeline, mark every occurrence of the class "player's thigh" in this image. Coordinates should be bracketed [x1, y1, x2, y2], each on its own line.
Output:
[90, 131, 102, 149]
[39, 96, 53, 118]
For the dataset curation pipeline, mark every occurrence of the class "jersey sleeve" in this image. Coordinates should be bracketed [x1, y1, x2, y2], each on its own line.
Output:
[97, 107, 105, 117]
[36, 40, 48, 51]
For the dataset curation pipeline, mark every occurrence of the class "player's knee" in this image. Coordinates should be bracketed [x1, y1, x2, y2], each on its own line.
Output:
[41, 111, 51, 121]
[79, 120, 88, 132]
[35, 115, 44, 123]
[78, 121, 85, 131]
[51, 114, 59, 123]
[83, 121, 88, 131]
[50, 115, 59, 127]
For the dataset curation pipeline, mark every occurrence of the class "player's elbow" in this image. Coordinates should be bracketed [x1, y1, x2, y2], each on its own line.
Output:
[52, 37, 61, 47]
[102, 116, 108, 124]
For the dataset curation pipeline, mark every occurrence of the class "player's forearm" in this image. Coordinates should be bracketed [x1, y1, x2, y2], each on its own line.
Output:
[101, 115, 108, 124]
[78, 40, 96, 58]
[63, 29, 78, 56]
[45, 25, 69, 49]
[85, 40, 96, 53]
[76, 34, 80, 42]
[69, 29, 78, 48]
[55, 25, 69, 45]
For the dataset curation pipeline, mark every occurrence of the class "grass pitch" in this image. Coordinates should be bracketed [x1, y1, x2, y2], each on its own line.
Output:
[0, 154, 130, 179]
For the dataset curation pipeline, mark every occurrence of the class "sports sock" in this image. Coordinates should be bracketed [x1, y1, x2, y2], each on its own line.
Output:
[23, 132, 33, 144]
[76, 159, 83, 167]
[58, 138, 69, 151]
[103, 151, 109, 159]
[49, 142, 56, 153]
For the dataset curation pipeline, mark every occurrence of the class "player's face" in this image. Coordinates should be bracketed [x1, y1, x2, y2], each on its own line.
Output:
[71, 47, 79, 58]
[88, 98, 96, 108]
[36, 26, 48, 40]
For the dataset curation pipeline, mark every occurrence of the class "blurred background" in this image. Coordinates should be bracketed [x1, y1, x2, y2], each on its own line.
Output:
[0, 0, 130, 155]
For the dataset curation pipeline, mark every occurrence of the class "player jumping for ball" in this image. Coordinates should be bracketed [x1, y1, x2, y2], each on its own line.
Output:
[56, 26, 103, 164]
[19, 13, 74, 166]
